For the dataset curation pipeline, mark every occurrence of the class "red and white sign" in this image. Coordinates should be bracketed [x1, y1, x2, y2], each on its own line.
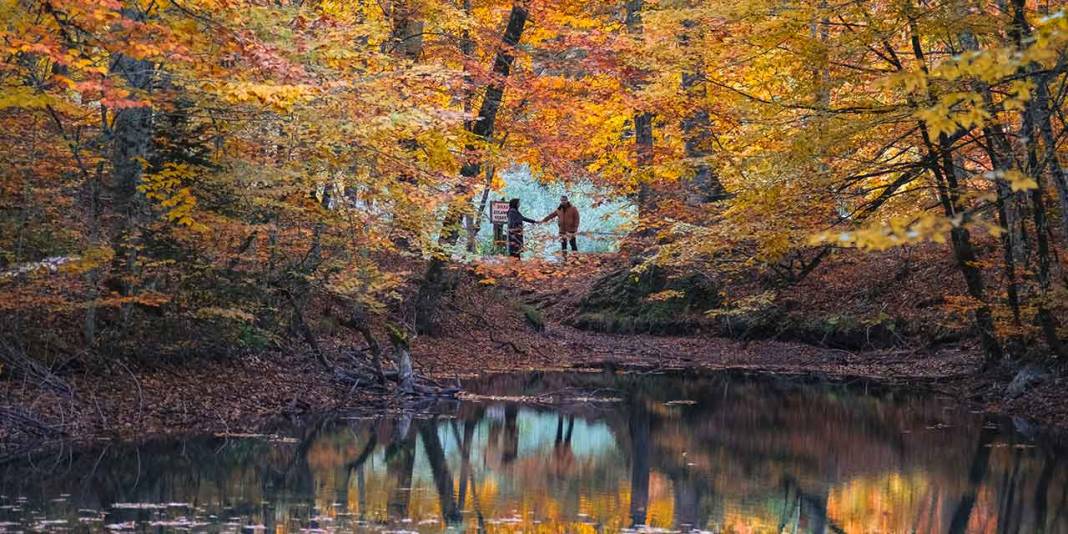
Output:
[490, 201, 510, 224]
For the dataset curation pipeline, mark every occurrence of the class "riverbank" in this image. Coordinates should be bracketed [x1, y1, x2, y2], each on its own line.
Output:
[2, 262, 1065, 461]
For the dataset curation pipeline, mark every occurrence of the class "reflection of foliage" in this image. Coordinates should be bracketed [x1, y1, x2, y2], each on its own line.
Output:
[1, 374, 1064, 532]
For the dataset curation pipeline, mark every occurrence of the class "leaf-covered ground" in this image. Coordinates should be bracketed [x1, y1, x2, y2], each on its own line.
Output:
[1, 250, 1065, 459]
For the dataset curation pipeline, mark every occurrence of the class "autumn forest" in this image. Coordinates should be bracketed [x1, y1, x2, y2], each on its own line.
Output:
[3, 0, 1068, 530]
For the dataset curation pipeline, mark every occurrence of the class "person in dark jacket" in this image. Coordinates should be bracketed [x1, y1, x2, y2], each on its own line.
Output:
[506, 198, 538, 258]
[542, 195, 581, 254]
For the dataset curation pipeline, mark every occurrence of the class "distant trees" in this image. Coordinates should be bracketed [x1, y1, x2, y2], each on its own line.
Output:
[628, 0, 1068, 362]
[1, 0, 1067, 363]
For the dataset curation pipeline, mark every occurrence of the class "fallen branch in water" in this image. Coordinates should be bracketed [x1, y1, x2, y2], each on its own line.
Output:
[284, 303, 460, 400]
[457, 386, 623, 405]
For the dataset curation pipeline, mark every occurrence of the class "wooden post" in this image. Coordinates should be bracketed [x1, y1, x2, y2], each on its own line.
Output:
[493, 224, 505, 254]
[490, 200, 509, 255]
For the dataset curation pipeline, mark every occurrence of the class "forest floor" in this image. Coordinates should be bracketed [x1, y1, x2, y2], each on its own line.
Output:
[1, 250, 1065, 459]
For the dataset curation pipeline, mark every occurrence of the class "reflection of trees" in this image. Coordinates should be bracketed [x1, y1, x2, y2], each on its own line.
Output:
[450, 417, 486, 531]
[264, 417, 325, 500]
[627, 394, 651, 527]
[947, 419, 996, 534]
[997, 445, 1024, 534]
[781, 476, 845, 534]
[583, 373, 1068, 532]
[0, 432, 305, 530]
[385, 415, 416, 521]
[502, 404, 519, 464]
[551, 415, 576, 478]
[671, 469, 706, 532]
[451, 418, 476, 511]
[337, 424, 376, 521]
[418, 419, 461, 524]
[1034, 452, 1058, 534]
[556, 415, 575, 444]
[4, 372, 1068, 533]
[1048, 458, 1068, 530]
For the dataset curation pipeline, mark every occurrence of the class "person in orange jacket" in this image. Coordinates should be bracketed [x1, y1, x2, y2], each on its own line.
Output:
[542, 195, 580, 254]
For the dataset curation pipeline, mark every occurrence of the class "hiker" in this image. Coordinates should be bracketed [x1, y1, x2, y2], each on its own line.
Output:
[506, 198, 539, 258]
[542, 195, 581, 254]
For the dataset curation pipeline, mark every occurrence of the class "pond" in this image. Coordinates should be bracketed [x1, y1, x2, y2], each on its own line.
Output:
[1, 371, 1065, 533]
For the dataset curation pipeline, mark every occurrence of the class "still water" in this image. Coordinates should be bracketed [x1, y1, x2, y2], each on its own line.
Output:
[1, 371, 1066, 533]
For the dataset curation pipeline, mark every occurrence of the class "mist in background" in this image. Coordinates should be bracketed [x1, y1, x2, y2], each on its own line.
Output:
[473, 165, 636, 259]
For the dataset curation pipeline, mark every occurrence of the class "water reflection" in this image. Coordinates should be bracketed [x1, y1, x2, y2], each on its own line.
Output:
[1, 372, 1066, 532]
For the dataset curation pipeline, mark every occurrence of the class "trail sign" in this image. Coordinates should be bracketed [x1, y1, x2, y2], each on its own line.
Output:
[490, 201, 510, 224]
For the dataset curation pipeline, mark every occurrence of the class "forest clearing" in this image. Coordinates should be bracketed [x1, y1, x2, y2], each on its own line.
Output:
[3, 0, 1068, 531]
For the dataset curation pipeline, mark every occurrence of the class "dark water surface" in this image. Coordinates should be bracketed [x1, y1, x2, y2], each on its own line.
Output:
[1, 372, 1066, 533]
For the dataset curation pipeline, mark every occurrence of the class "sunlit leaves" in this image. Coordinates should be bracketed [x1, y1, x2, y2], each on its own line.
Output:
[195, 306, 256, 323]
[204, 82, 318, 113]
[0, 87, 54, 110]
[914, 92, 989, 138]
[997, 170, 1038, 193]
[138, 163, 207, 231]
[810, 214, 966, 251]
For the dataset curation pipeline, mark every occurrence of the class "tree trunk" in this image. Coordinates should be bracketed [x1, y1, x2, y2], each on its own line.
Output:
[1009, 0, 1068, 242]
[390, 327, 414, 395]
[1033, 69, 1068, 241]
[1002, 0, 1065, 357]
[981, 135, 1024, 329]
[339, 306, 386, 384]
[1022, 87, 1065, 357]
[626, 0, 655, 217]
[678, 19, 725, 204]
[466, 136, 508, 252]
[108, 6, 155, 324]
[287, 290, 332, 369]
[439, 3, 529, 246]
[940, 141, 1004, 363]
[415, 4, 528, 335]
[84, 162, 105, 345]
[907, 12, 1002, 363]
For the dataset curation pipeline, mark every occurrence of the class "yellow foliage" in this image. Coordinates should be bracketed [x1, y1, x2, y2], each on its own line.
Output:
[999, 170, 1038, 192]
[196, 306, 256, 322]
[138, 163, 209, 232]
[60, 247, 116, 275]
[810, 214, 964, 251]
[0, 86, 54, 110]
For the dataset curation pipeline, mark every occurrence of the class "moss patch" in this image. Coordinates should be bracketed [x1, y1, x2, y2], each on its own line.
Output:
[713, 309, 905, 349]
[519, 303, 546, 332]
[569, 264, 720, 334]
